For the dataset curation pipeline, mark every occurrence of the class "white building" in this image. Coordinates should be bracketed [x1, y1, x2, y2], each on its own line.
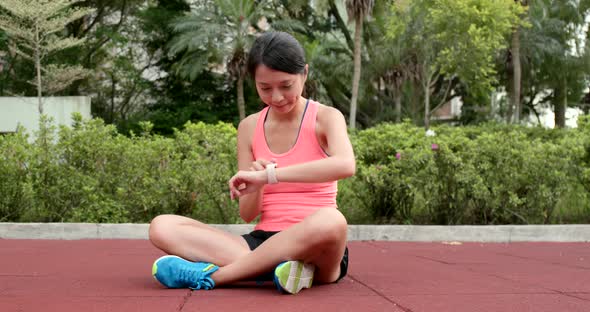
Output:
[433, 90, 585, 128]
[0, 96, 91, 136]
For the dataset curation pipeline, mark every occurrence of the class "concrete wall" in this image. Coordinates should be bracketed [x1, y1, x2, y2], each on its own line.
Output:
[1, 223, 589, 242]
[0, 96, 91, 134]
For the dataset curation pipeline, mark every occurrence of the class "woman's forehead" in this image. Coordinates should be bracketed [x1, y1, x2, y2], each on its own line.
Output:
[255, 65, 297, 84]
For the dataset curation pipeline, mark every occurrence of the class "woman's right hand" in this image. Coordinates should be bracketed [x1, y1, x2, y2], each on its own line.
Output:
[230, 158, 277, 200]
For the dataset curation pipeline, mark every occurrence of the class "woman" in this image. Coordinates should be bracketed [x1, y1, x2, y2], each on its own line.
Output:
[149, 31, 355, 294]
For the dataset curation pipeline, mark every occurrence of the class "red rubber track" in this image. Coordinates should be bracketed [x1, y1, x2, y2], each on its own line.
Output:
[1, 240, 589, 312]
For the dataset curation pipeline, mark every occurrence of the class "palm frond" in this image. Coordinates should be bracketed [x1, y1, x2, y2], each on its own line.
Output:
[216, 0, 256, 20]
[269, 18, 308, 34]
[172, 50, 210, 81]
[345, 0, 375, 20]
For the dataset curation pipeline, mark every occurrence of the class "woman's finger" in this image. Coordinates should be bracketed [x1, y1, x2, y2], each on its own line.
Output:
[257, 159, 274, 167]
[229, 178, 241, 199]
[228, 175, 239, 193]
[252, 161, 264, 171]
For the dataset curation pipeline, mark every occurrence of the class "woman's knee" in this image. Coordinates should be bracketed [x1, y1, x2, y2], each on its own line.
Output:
[304, 209, 348, 246]
[148, 214, 178, 248]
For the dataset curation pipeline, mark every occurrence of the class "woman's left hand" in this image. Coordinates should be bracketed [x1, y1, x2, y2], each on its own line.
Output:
[229, 170, 267, 200]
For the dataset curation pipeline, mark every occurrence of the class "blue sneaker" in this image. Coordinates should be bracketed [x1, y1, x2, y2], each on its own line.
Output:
[273, 260, 315, 294]
[152, 255, 219, 290]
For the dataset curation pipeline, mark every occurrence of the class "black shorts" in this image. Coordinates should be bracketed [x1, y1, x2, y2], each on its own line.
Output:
[242, 230, 349, 282]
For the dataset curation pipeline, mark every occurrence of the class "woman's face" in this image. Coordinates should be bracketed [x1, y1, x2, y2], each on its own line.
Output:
[254, 64, 307, 114]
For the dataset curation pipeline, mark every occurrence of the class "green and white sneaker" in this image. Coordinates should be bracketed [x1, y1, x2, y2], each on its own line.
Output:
[273, 260, 315, 294]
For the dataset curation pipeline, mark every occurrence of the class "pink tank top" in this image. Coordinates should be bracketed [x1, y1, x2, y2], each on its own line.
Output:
[251, 100, 338, 231]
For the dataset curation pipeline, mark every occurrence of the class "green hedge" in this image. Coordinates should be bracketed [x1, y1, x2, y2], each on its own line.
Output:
[0, 114, 238, 223]
[1, 113, 589, 224]
[345, 120, 590, 224]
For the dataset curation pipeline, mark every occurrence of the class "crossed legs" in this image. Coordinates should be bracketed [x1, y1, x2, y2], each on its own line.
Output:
[149, 208, 348, 286]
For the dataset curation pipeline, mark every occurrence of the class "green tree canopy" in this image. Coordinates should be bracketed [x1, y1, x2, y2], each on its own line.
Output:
[0, 0, 93, 113]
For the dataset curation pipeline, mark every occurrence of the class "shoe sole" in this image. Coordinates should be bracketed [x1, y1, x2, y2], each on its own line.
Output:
[274, 261, 314, 294]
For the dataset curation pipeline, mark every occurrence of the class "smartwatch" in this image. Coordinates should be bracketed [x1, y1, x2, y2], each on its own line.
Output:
[266, 163, 278, 184]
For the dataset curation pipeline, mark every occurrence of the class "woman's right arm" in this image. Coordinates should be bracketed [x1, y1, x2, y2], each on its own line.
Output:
[236, 115, 263, 223]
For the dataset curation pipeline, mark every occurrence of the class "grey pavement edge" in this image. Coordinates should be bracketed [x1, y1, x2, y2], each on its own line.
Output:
[1, 223, 589, 242]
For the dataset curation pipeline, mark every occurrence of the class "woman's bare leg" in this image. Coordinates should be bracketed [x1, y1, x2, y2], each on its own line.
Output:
[211, 208, 348, 285]
[148, 214, 250, 266]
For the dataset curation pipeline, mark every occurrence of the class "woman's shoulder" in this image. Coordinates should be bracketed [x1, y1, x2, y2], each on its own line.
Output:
[237, 111, 261, 137]
[315, 102, 345, 124]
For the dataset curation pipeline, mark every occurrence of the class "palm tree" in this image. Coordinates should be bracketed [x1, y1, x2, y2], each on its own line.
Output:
[506, 0, 530, 124]
[363, 2, 414, 124]
[169, 0, 262, 120]
[508, 0, 589, 127]
[540, 0, 590, 128]
[346, 0, 374, 129]
[301, 35, 353, 106]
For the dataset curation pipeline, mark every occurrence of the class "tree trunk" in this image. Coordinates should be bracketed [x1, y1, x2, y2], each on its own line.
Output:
[35, 24, 43, 115]
[110, 75, 116, 124]
[511, 27, 522, 122]
[411, 79, 421, 125]
[349, 17, 363, 130]
[394, 92, 402, 123]
[506, 72, 514, 123]
[424, 75, 431, 129]
[554, 79, 567, 128]
[237, 74, 246, 121]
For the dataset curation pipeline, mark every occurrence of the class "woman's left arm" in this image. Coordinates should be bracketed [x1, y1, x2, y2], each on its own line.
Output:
[274, 106, 355, 183]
